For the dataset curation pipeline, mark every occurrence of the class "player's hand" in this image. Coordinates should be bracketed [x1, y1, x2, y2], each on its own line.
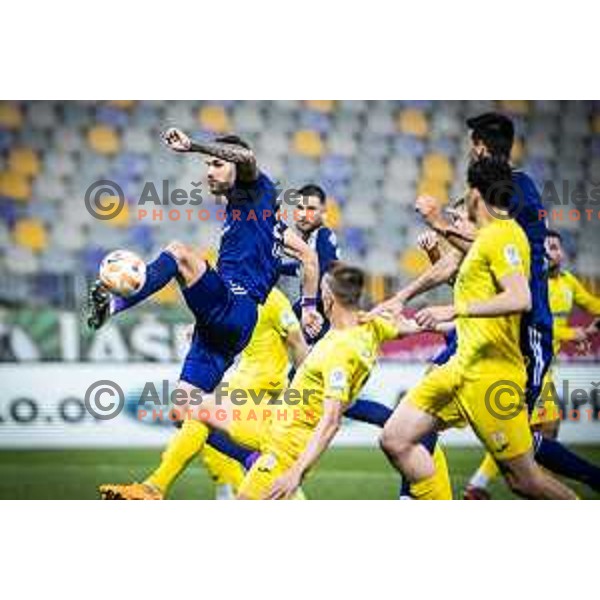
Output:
[414, 305, 456, 329]
[267, 468, 302, 500]
[161, 127, 192, 152]
[395, 315, 423, 336]
[302, 308, 323, 339]
[417, 230, 439, 253]
[359, 296, 405, 324]
[415, 195, 443, 226]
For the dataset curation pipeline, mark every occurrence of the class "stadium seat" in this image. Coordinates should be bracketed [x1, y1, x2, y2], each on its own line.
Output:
[292, 130, 324, 157]
[399, 247, 430, 276]
[8, 147, 41, 178]
[0, 170, 31, 201]
[87, 125, 121, 155]
[305, 100, 336, 113]
[0, 102, 23, 130]
[198, 105, 231, 133]
[499, 100, 530, 116]
[422, 153, 454, 184]
[397, 108, 429, 138]
[417, 178, 449, 204]
[13, 218, 47, 252]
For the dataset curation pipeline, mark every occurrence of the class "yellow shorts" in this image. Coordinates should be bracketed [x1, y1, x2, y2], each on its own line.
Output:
[223, 372, 277, 451]
[237, 424, 312, 499]
[406, 358, 533, 462]
[530, 368, 561, 426]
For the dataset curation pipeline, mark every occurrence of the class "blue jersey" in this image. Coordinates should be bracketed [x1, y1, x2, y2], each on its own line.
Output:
[511, 170, 553, 332]
[217, 171, 284, 304]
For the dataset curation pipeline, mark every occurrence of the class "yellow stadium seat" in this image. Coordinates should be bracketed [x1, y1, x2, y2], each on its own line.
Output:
[324, 197, 342, 230]
[292, 130, 324, 157]
[592, 114, 600, 135]
[154, 281, 180, 305]
[104, 200, 130, 227]
[88, 125, 121, 155]
[397, 108, 429, 138]
[0, 171, 31, 201]
[422, 153, 454, 184]
[399, 247, 430, 277]
[0, 102, 23, 129]
[198, 105, 231, 133]
[107, 100, 136, 109]
[499, 100, 530, 115]
[417, 179, 449, 204]
[510, 138, 524, 164]
[13, 218, 47, 252]
[305, 100, 336, 113]
[8, 147, 40, 178]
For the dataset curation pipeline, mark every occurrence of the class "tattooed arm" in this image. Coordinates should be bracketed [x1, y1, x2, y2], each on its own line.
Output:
[162, 127, 258, 182]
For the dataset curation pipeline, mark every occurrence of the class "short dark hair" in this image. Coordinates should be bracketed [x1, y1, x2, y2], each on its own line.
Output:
[467, 156, 514, 210]
[298, 183, 326, 205]
[466, 112, 515, 160]
[326, 262, 365, 308]
[546, 229, 563, 242]
[214, 134, 252, 150]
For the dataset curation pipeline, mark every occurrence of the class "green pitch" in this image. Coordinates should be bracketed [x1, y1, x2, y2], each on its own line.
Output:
[1, 446, 599, 499]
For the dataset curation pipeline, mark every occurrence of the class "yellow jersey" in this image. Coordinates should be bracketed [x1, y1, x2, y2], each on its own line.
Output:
[234, 287, 300, 390]
[266, 316, 398, 457]
[549, 270, 600, 353]
[454, 218, 531, 373]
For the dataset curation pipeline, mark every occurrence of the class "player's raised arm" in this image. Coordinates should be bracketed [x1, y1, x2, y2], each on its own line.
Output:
[267, 398, 344, 499]
[415, 195, 475, 254]
[282, 227, 322, 338]
[161, 127, 258, 182]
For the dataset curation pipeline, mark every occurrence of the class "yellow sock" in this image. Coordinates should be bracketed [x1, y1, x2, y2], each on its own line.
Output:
[470, 453, 500, 488]
[411, 445, 453, 500]
[200, 445, 245, 492]
[145, 420, 209, 495]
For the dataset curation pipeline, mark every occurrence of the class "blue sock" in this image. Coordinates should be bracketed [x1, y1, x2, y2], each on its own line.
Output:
[535, 436, 600, 492]
[111, 251, 178, 314]
[206, 430, 254, 467]
[399, 432, 439, 497]
[345, 399, 392, 426]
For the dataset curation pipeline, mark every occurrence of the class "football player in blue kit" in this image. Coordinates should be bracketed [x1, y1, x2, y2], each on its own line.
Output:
[88, 126, 322, 401]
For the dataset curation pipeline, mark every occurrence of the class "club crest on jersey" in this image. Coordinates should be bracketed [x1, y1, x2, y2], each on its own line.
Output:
[329, 368, 348, 391]
[503, 244, 522, 267]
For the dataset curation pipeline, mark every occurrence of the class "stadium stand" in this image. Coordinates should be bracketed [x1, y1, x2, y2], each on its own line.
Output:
[0, 100, 598, 309]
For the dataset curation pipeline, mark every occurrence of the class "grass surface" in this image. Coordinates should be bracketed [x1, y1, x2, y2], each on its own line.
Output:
[1, 445, 599, 499]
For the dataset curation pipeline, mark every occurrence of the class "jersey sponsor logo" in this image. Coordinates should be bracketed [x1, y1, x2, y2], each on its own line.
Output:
[503, 244, 522, 267]
[230, 283, 248, 296]
[328, 367, 348, 392]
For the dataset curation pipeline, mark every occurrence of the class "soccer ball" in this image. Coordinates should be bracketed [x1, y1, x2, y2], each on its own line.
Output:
[99, 250, 146, 297]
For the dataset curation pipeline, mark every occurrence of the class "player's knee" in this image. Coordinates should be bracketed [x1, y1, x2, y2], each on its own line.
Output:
[380, 425, 410, 462]
[164, 241, 205, 286]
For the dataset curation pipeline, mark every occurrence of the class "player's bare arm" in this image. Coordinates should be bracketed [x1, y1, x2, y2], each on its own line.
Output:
[282, 227, 322, 337]
[285, 327, 310, 368]
[162, 127, 258, 181]
[267, 398, 344, 499]
[363, 250, 462, 323]
[415, 195, 475, 254]
[415, 272, 532, 329]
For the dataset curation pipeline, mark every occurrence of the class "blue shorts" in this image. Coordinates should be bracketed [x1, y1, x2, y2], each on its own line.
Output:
[520, 316, 554, 412]
[179, 268, 258, 392]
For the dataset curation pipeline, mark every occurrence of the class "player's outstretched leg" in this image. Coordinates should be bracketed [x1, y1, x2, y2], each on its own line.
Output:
[88, 242, 203, 330]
